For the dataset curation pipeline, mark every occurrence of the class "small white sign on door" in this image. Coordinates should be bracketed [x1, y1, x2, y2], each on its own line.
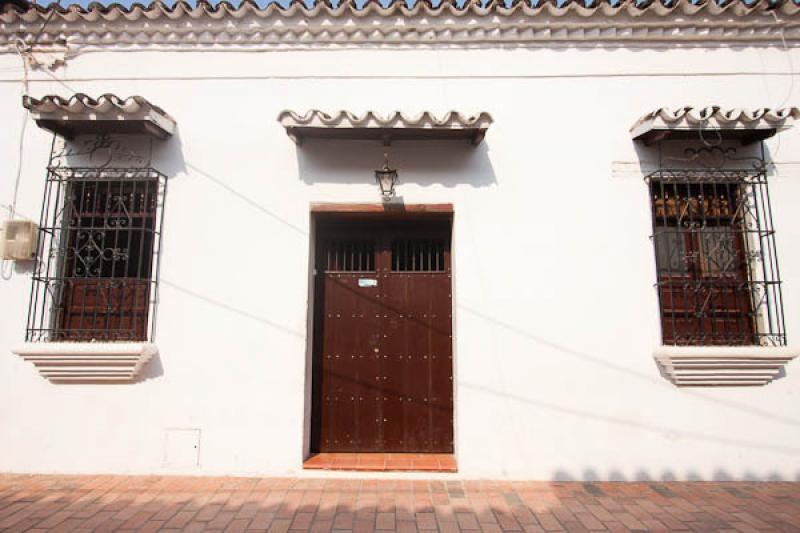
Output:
[358, 278, 378, 288]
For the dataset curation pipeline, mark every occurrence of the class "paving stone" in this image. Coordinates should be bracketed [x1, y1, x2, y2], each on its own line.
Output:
[0, 475, 795, 533]
[375, 511, 395, 530]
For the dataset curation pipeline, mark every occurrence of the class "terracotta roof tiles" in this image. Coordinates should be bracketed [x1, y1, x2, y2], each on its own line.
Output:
[2, 0, 798, 21]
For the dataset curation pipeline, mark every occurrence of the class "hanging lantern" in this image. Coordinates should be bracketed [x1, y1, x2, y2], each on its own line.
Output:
[374, 152, 398, 199]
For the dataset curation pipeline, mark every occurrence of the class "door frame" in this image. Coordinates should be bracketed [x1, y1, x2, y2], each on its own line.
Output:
[302, 203, 456, 460]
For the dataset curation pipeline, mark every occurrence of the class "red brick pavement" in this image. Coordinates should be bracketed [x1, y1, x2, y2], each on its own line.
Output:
[0, 474, 798, 532]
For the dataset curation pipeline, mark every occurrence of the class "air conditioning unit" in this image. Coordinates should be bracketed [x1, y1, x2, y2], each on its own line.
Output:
[1, 220, 39, 261]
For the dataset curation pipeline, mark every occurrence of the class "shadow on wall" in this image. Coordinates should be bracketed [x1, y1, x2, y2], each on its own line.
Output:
[137, 131, 798, 479]
[631, 137, 767, 174]
[152, 127, 188, 183]
[183, 162, 307, 236]
[458, 305, 800, 480]
[140, 128, 309, 382]
[143, 281, 800, 472]
[159, 278, 305, 340]
[458, 305, 800, 429]
[462, 379, 800, 469]
[140, 129, 186, 384]
[296, 139, 497, 188]
[142, 131, 307, 381]
[136, 352, 165, 382]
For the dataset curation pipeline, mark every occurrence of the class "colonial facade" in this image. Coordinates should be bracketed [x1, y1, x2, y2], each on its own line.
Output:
[1, 0, 799, 480]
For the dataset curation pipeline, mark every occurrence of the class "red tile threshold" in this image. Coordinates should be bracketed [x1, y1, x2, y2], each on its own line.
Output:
[304, 453, 457, 472]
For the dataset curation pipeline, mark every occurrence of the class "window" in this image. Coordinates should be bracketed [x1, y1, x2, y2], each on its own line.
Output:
[26, 167, 167, 342]
[647, 172, 785, 346]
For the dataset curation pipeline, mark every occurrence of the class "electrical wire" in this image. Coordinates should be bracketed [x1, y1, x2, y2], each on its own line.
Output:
[769, 10, 795, 111]
[8, 38, 31, 224]
[7, 6, 64, 224]
[695, 13, 794, 162]
[3, 38, 32, 279]
[38, 67, 81, 94]
[2, 10, 57, 280]
[31, 9, 57, 46]
[764, 10, 796, 166]
[698, 121, 723, 148]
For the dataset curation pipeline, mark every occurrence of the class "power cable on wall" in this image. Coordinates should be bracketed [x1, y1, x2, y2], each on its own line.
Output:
[769, 10, 795, 111]
[764, 10, 796, 165]
[7, 8, 61, 221]
[2, 41, 31, 280]
[9, 38, 31, 223]
[3, 11, 60, 280]
[693, 11, 795, 154]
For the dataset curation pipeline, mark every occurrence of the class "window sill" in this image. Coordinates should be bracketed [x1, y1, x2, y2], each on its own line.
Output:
[654, 346, 798, 387]
[12, 342, 157, 383]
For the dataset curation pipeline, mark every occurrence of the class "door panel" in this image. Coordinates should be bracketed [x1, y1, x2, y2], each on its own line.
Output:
[317, 235, 382, 452]
[381, 271, 453, 451]
[312, 218, 453, 453]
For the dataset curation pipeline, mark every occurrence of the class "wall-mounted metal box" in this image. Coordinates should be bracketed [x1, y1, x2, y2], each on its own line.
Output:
[1, 220, 38, 261]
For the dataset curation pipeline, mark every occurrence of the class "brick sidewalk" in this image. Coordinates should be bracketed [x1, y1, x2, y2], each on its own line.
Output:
[0, 475, 799, 532]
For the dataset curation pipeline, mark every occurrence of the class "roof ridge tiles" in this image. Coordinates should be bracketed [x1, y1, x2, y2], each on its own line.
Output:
[4, 0, 797, 46]
[5, 0, 798, 19]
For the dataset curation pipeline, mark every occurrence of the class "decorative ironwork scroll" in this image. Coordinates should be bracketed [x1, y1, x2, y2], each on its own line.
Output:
[26, 134, 166, 343]
[646, 143, 785, 347]
[50, 133, 152, 170]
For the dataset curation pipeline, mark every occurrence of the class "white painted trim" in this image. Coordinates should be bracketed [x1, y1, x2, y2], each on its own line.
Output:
[13, 342, 157, 383]
[653, 345, 798, 387]
[654, 345, 798, 358]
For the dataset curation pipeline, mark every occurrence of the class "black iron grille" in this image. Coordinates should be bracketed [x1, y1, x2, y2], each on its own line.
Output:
[26, 167, 167, 342]
[321, 239, 375, 272]
[646, 169, 785, 346]
[392, 238, 447, 272]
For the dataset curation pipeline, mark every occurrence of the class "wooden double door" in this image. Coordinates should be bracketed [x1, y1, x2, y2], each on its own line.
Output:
[311, 217, 454, 453]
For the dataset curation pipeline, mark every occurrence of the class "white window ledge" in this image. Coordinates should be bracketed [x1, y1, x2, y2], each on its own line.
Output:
[654, 346, 798, 387]
[12, 343, 157, 383]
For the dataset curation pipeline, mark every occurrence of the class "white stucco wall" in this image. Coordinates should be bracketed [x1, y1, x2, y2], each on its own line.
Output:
[1, 43, 799, 480]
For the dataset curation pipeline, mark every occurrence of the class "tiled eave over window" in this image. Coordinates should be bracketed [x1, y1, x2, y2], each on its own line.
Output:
[278, 110, 493, 145]
[2, 0, 800, 49]
[630, 106, 800, 145]
[22, 93, 176, 140]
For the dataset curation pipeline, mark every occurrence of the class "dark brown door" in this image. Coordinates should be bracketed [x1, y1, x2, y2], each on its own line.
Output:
[311, 217, 454, 453]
